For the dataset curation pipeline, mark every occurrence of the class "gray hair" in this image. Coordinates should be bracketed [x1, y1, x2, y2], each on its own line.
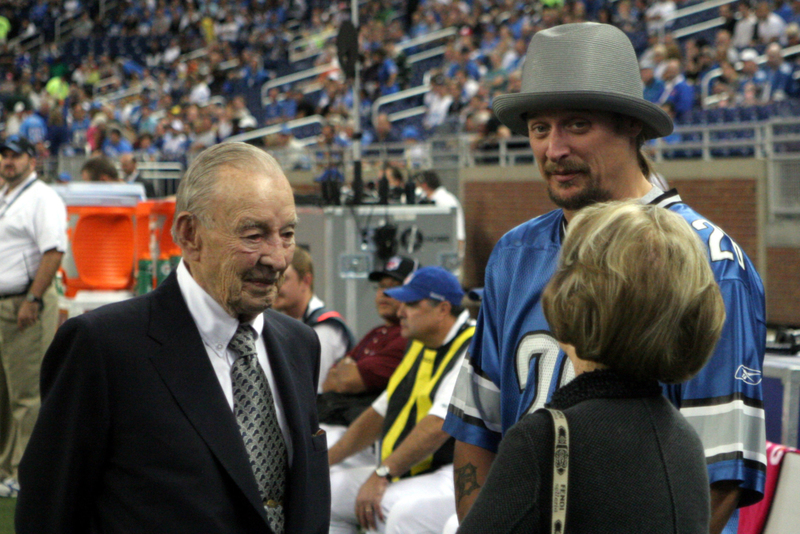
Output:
[172, 142, 285, 239]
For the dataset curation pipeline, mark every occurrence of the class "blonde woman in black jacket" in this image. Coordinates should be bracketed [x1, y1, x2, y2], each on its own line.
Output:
[459, 201, 726, 534]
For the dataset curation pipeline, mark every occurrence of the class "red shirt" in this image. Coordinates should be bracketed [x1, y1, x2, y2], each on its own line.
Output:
[349, 323, 407, 392]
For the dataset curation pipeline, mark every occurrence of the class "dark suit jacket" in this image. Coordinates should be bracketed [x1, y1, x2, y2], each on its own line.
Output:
[16, 272, 331, 534]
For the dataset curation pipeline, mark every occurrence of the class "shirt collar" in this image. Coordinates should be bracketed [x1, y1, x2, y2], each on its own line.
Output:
[304, 294, 325, 319]
[440, 310, 472, 347]
[1, 172, 37, 202]
[559, 184, 675, 241]
[176, 260, 264, 351]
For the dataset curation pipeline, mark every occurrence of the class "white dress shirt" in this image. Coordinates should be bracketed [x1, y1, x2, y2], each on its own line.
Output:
[0, 173, 67, 294]
[176, 260, 293, 464]
[430, 186, 466, 242]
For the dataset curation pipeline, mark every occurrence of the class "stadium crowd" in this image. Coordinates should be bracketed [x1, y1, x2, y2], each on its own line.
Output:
[0, 2, 780, 533]
[0, 0, 799, 177]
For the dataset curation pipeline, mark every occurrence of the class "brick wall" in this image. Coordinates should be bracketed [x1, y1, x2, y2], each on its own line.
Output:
[462, 180, 551, 288]
[462, 177, 761, 288]
[461, 170, 798, 326]
[767, 247, 800, 326]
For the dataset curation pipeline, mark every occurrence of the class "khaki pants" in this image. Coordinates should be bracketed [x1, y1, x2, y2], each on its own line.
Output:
[0, 284, 58, 478]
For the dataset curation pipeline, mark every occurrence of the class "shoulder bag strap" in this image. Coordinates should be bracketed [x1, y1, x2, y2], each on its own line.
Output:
[544, 408, 569, 534]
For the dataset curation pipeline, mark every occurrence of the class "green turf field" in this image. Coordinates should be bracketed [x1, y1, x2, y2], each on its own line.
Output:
[0, 498, 14, 534]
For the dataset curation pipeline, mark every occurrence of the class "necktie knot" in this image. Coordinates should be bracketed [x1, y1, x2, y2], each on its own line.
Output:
[229, 324, 257, 359]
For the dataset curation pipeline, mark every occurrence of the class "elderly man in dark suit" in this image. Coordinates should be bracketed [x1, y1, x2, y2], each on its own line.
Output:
[15, 142, 331, 534]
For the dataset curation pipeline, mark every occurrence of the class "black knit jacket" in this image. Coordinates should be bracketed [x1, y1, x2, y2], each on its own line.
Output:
[458, 369, 710, 534]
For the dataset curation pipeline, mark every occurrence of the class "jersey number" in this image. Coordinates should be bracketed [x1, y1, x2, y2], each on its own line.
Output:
[514, 331, 575, 415]
[691, 219, 745, 270]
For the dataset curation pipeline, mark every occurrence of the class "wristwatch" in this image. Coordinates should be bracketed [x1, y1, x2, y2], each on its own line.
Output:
[375, 464, 392, 482]
[25, 293, 44, 310]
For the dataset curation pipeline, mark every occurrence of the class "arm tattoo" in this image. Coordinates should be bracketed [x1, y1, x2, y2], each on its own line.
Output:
[454, 462, 481, 503]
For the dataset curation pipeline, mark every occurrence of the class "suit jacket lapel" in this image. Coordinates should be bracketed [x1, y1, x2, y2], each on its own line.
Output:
[260, 309, 305, 454]
[146, 273, 270, 526]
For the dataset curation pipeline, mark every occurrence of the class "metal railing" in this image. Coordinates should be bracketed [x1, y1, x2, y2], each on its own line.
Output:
[288, 24, 455, 69]
[54, 8, 85, 43]
[7, 31, 44, 53]
[45, 116, 800, 218]
[371, 84, 430, 126]
[261, 62, 338, 105]
[225, 115, 326, 144]
[398, 27, 457, 54]
[288, 28, 338, 63]
[660, 0, 736, 39]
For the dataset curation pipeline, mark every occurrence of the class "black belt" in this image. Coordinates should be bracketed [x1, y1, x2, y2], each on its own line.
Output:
[0, 290, 27, 300]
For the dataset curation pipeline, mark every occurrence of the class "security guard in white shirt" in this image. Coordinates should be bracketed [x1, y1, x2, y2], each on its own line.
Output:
[0, 136, 66, 497]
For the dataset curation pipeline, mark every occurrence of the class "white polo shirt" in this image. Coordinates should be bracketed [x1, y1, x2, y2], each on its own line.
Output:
[0, 173, 67, 294]
[431, 186, 466, 243]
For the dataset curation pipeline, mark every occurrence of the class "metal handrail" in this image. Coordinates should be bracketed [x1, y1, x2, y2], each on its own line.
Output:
[261, 62, 338, 105]
[665, 0, 736, 23]
[178, 47, 209, 63]
[288, 24, 456, 67]
[288, 28, 338, 62]
[407, 45, 446, 65]
[372, 84, 431, 125]
[388, 106, 427, 122]
[224, 115, 326, 144]
[54, 8, 85, 43]
[95, 85, 143, 105]
[7, 31, 43, 53]
[672, 16, 724, 39]
[657, 0, 736, 40]
[397, 27, 457, 53]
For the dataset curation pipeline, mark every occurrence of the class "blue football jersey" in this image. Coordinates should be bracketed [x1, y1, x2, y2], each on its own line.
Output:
[444, 189, 767, 507]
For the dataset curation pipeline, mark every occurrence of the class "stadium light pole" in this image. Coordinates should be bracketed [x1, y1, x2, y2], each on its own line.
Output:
[350, 0, 363, 205]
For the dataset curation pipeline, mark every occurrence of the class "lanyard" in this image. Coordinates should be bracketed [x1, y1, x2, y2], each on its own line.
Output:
[0, 176, 37, 219]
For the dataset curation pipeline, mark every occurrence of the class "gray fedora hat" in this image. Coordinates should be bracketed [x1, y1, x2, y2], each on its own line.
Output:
[493, 23, 673, 140]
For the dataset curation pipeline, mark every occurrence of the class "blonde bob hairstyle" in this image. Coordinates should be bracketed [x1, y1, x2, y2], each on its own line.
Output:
[542, 201, 726, 384]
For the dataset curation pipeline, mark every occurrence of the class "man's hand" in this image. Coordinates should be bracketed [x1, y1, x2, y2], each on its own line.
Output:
[17, 300, 40, 330]
[355, 473, 389, 531]
[322, 356, 367, 394]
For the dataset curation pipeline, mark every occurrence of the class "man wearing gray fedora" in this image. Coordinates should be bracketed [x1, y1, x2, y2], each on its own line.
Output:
[443, 23, 766, 534]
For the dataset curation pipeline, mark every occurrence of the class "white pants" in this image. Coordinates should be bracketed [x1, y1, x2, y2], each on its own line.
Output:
[329, 464, 455, 534]
[321, 423, 378, 470]
[441, 513, 459, 534]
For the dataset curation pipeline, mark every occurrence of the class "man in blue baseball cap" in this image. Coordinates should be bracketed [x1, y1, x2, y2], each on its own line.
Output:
[327, 266, 473, 534]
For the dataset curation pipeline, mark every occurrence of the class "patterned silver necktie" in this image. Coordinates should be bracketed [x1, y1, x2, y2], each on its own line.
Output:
[229, 323, 287, 534]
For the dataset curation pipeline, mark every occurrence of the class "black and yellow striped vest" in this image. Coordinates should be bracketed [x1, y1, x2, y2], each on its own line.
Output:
[380, 322, 475, 479]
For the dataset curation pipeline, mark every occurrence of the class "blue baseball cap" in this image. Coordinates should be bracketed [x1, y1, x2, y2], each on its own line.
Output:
[384, 266, 464, 307]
